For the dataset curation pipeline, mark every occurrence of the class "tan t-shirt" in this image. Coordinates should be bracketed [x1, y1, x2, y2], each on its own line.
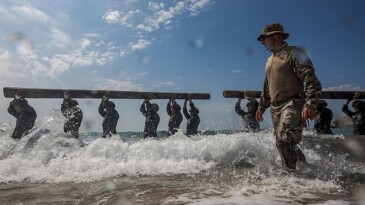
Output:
[265, 47, 304, 102]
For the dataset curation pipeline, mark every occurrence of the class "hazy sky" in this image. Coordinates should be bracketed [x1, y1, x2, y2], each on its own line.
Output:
[0, 0, 364, 132]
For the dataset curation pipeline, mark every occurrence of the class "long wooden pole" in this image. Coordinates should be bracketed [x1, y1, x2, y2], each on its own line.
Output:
[223, 90, 365, 99]
[3, 87, 210, 100]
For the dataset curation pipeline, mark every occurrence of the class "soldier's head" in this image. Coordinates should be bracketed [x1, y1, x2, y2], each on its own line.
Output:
[317, 99, 328, 110]
[65, 99, 79, 107]
[151, 103, 159, 112]
[172, 102, 181, 114]
[105, 101, 116, 110]
[12, 100, 22, 113]
[352, 100, 365, 111]
[257, 23, 289, 51]
[189, 107, 199, 115]
[246, 100, 259, 112]
[12, 98, 29, 113]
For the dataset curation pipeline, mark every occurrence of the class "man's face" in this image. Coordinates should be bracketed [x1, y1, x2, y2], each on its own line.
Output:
[14, 104, 21, 113]
[261, 35, 275, 51]
[247, 105, 253, 112]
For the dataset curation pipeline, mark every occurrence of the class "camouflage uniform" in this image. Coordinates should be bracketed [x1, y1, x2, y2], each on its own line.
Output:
[8, 97, 37, 140]
[98, 98, 119, 138]
[140, 101, 160, 138]
[342, 100, 365, 135]
[235, 98, 260, 132]
[166, 101, 183, 136]
[183, 102, 200, 136]
[258, 39, 322, 169]
[61, 97, 83, 138]
[314, 101, 333, 134]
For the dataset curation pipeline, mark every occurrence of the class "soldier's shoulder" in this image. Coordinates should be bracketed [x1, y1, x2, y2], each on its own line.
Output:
[289, 46, 312, 64]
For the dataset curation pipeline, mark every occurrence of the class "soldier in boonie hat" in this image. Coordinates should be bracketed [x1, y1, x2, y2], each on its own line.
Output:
[257, 23, 289, 41]
[255, 22, 323, 170]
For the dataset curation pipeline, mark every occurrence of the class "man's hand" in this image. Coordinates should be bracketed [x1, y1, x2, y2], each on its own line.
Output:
[256, 110, 264, 122]
[169, 95, 176, 102]
[15, 89, 24, 99]
[63, 90, 70, 99]
[301, 106, 317, 120]
[143, 98, 149, 104]
[236, 97, 242, 104]
[103, 91, 111, 100]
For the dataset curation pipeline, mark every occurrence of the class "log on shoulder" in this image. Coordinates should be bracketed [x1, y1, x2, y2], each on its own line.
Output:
[3, 87, 210, 100]
[223, 90, 365, 99]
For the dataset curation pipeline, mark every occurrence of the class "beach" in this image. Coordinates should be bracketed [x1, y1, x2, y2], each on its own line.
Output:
[1, 120, 364, 204]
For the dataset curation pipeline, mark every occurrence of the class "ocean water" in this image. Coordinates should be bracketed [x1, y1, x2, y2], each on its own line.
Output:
[0, 115, 364, 205]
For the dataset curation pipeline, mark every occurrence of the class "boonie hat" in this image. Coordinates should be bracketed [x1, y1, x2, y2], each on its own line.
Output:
[257, 23, 289, 41]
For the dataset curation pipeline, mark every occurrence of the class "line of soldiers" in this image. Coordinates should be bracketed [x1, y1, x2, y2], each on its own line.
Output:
[142, 96, 200, 138]
[7, 91, 201, 140]
[234, 93, 365, 136]
[8, 88, 364, 141]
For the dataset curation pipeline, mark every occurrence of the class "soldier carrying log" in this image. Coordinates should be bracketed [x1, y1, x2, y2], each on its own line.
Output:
[166, 96, 183, 136]
[7, 90, 37, 140]
[342, 92, 365, 135]
[61, 90, 83, 138]
[98, 91, 119, 138]
[314, 99, 333, 134]
[183, 95, 200, 136]
[140, 98, 160, 138]
[235, 96, 260, 132]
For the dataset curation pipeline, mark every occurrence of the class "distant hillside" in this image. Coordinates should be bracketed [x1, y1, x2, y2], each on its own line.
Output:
[331, 114, 352, 128]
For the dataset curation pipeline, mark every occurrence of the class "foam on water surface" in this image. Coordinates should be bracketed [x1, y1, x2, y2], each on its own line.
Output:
[0, 115, 361, 204]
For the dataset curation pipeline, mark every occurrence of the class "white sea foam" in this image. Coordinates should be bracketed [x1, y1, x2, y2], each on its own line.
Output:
[163, 175, 345, 205]
[0, 115, 358, 205]
[0, 130, 276, 183]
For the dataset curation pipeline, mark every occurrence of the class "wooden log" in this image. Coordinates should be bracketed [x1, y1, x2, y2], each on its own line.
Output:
[3, 87, 210, 100]
[223, 90, 261, 98]
[223, 90, 365, 100]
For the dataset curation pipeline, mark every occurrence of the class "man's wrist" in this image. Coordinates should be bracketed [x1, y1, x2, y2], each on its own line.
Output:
[258, 106, 266, 113]
[305, 99, 317, 110]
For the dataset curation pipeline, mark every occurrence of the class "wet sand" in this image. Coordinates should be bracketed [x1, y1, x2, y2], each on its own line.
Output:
[0, 167, 357, 205]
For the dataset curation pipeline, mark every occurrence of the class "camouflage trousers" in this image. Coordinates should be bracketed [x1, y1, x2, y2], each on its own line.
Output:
[270, 98, 306, 169]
